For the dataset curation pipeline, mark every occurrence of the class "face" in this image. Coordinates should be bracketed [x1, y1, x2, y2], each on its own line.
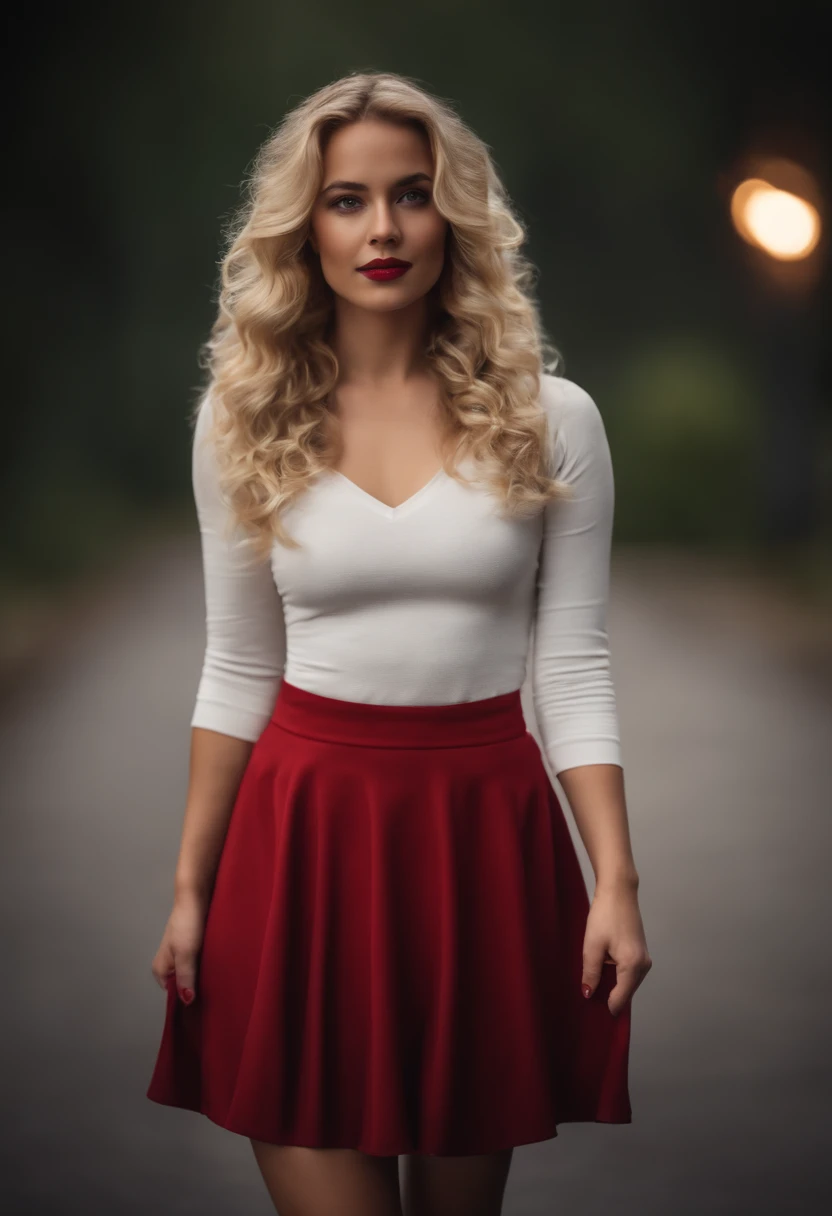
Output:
[308, 118, 448, 312]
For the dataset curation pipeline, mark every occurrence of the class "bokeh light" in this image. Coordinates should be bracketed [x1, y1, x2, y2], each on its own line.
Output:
[730, 163, 822, 260]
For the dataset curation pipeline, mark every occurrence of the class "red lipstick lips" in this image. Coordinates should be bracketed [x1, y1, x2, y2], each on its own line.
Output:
[357, 257, 412, 281]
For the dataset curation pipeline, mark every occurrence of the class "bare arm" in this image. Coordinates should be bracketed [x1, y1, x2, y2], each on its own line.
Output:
[557, 763, 638, 892]
[173, 728, 255, 903]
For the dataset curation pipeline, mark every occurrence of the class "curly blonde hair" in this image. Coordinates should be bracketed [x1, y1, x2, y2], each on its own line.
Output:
[193, 70, 571, 557]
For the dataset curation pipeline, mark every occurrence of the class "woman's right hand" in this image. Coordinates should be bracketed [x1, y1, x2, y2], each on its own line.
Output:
[150, 891, 209, 1005]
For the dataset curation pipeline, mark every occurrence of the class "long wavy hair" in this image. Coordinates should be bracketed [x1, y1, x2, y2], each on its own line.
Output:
[193, 70, 570, 557]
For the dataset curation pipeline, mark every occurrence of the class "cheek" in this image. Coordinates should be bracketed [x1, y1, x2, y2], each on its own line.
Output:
[418, 215, 448, 256]
[313, 216, 353, 264]
[423, 230, 448, 270]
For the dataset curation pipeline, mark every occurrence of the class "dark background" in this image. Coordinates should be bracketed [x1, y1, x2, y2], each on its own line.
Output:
[6, 0, 831, 600]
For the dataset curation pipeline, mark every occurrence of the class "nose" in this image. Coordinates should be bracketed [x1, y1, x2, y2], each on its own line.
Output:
[367, 198, 401, 247]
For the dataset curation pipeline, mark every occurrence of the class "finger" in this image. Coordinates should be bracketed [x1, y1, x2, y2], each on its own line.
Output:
[611, 958, 652, 1014]
[581, 952, 612, 998]
[607, 967, 640, 1017]
[175, 958, 198, 1004]
[152, 958, 173, 991]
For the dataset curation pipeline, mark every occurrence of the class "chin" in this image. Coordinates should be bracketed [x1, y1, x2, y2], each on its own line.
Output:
[348, 289, 423, 312]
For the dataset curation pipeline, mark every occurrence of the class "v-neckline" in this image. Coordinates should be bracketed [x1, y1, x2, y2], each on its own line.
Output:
[329, 466, 447, 520]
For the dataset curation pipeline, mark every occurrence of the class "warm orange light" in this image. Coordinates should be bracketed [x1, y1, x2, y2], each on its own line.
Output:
[730, 177, 821, 260]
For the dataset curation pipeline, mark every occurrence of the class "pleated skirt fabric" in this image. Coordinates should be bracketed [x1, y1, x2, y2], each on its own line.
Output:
[146, 678, 632, 1156]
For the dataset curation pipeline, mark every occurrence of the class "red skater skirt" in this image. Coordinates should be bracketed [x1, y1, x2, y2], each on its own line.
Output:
[146, 678, 631, 1156]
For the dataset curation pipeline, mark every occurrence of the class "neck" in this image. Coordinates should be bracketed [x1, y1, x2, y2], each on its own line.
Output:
[328, 293, 435, 388]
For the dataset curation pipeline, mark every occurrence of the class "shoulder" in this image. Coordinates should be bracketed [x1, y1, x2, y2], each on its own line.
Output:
[192, 383, 235, 468]
[193, 383, 219, 445]
[537, 372, 604, 430]
[536, 372, 611, 478]
[191, 385, 230, 510]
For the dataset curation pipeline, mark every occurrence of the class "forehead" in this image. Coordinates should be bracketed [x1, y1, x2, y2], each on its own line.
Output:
[322, 119, 432, 176]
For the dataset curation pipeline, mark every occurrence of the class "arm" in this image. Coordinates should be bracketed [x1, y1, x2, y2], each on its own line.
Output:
[531, 377, 650, 1015]
[531, 377, 638, 891]
[174, 387, 287, 902]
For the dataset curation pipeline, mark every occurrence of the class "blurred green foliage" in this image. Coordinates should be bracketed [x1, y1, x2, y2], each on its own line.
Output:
[604, 335, 761, 545]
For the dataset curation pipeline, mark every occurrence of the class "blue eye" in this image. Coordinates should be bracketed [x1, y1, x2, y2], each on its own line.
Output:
[329, 189, 430, 212]
[330, 195, 361, 211]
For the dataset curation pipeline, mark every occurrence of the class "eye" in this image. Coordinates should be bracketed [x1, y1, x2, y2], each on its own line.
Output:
[329, 194, 362, 212]
[328, 188, 431, 212]
[400, 189, 430, 204]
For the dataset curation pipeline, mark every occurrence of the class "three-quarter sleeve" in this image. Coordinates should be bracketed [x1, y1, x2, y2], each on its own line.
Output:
[189, 388, 287, 741]
[531, 377, 623, 777]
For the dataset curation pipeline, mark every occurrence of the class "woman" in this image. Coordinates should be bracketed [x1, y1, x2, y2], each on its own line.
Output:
[146, 70, 652, 1216]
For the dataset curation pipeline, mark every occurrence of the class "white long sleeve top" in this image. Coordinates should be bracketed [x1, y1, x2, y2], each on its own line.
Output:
[189, 372, 623, 777]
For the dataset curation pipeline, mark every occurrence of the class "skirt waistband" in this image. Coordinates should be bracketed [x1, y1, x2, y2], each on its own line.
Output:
[269, 679, 528, 749]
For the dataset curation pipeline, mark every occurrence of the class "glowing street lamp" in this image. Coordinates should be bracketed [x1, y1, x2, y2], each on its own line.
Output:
[724, 153, 826, 545]
[731, 178, 821, 261]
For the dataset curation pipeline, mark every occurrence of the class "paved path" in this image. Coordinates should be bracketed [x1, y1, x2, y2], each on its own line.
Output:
[2, 537, 830, 1214]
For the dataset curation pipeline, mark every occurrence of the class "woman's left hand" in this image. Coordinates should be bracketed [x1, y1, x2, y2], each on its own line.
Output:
[582, 879, 652, 1017]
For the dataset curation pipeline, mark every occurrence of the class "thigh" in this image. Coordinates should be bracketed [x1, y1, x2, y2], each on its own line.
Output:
[249, 1140, 403, 1216]
[401, 1148, 514, 1216]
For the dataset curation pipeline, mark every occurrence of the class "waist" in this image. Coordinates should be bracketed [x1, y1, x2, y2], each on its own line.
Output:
[269, 678, 527, 748]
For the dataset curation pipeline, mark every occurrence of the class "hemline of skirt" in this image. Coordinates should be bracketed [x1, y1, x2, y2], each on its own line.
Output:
[145, 1091, 633, 1157]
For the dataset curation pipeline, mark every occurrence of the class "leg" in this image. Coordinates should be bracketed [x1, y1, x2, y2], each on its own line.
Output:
[401, 1148, 514, 1216]
[249, 1140, 404, 1216]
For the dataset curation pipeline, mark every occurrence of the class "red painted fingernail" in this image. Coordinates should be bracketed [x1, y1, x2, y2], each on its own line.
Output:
[582, 984, 592, 999]
[180, 988, 194, 1004]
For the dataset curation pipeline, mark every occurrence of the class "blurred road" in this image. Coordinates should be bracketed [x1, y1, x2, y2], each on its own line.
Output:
[1, 536, 830, 1215]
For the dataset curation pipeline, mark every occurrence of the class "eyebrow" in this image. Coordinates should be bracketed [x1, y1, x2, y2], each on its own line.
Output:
[321, 172, 433, 195]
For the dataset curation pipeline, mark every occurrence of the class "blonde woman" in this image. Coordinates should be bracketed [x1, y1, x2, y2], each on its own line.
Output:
[146, 71, 651, 1216]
